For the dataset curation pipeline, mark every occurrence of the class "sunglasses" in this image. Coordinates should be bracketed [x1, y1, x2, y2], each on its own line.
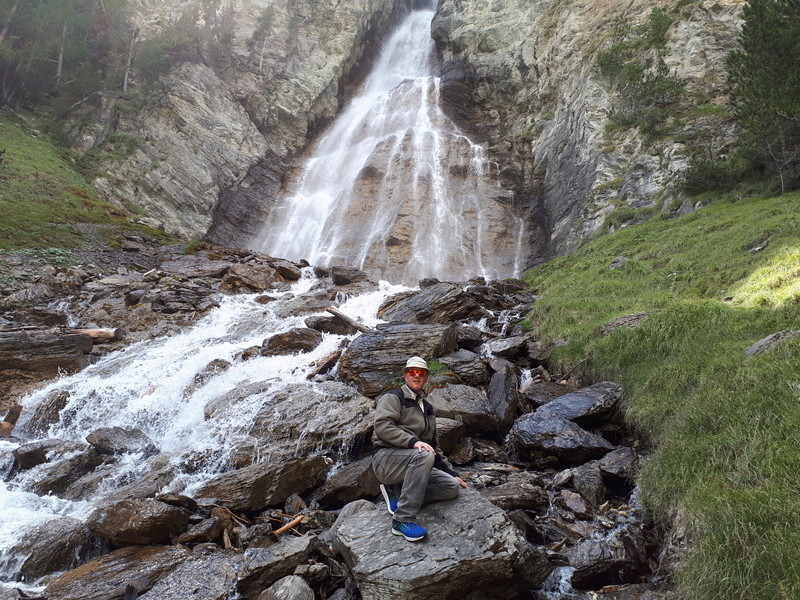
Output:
[405, 369, 428, 377]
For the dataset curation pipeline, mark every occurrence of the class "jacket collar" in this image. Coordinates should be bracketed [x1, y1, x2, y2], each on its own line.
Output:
[401, 383, 426, 401]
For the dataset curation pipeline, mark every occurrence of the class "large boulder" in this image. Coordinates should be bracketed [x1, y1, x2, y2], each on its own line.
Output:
[313, 457, 380, 508]
[137, 553, 242, 600]
[9, 517, 90, 580]
[377, 283, 485, 324]
[535, 382, 622, 426]
[241, 382, 374, 464]
[339, 323, 458, 396]
[257, 575, 315, 600]
[486, 363, 521, 432]
[85, 426, 157, 457]
[332, 489, 553, 600]
[438, 349, 490, 385]
[508, 414, 614, 464]
[194, 456, 330, 513]
[13, 439, 86, 470]
[27, 449, 105, 498]
[261, 328, 323, 356]
[427, 384, 500, 435]
[87, 499, 189, 546]
[44, 545, 191, 600]
[237, 536, 317, 598]
[569, 525, 650, 589]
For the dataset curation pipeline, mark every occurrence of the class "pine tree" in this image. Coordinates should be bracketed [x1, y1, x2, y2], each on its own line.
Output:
[727, 0, 800, 193]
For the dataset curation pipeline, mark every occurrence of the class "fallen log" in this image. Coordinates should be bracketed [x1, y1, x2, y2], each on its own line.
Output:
[62, 327, 124, 341]
[325, 307, 372, 333]
[274, 515, 304, 536]
[306, 350, 342, 379]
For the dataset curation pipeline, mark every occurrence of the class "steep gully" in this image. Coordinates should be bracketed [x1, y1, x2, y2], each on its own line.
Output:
[1, 6, 664, 599]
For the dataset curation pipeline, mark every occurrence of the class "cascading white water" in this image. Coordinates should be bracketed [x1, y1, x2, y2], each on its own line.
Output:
[255, 6, 526, 284]
[0, 273, 409, 587]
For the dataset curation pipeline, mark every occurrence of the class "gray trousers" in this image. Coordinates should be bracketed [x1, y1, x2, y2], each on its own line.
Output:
[372, 447, 460, 522]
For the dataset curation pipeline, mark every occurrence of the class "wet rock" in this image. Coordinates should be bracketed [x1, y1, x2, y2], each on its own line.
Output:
[455, 324, 483, 351]
[558, 490, 593, 520]
[195, 455, 330, 513]
[333, 489, 552, 600]
[599, 447, 639, 485]
[438, 349, 490, 385]
[237, 536, 317, 598]
[481, 335, 528, 359]
[87, 498, 189, 546]
[0, 333, 91, 381]
[314, 457, 380, 508]
[436, 417, 466, 453]
[12, 438, 86, 470]
[338, 322, 458, 396]
[480, 473, 548, 512]
[271, 296, 334, 319]
[28, 448, 105, 497]
[271, 260, 303, 281]
[25, 389, 71, 434]
[471, 438, 509, 463]
[8, 517, 90, 580]
[570, 525, 650, 590]
[487, 363, 521, 431]
[536, 382, 622, 426]
[329, 267, 370, 286]
[427, 384, 500, 435]
[508, 414, 614, 464]
[448, 436, 474, 464]
[85, 426, 157, 457]
[246, 382, 374, 462]
[261, 328, 323, 356]
[571, 462, 607, 507]
[305, 315, 358, 335]
[377, 283, 485, 324]
[100, 464, 177, 502]
[221, 263, 282, 292]
[44, 545, 191, 600]
[520, 380, 574, 407]
[257, 574, 314, 600]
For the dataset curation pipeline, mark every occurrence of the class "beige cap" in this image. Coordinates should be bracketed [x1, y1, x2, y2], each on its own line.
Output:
[403, 356, 429, 371]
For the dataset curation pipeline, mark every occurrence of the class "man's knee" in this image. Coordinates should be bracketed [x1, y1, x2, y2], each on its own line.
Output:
[443, 477, 460, 500]
[410, 449, 436, 470]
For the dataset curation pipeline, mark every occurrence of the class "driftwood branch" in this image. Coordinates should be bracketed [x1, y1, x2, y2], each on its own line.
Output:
[273, 515, 304, 535]
[325, 307, 372, 333]
[62, 327, 124, 341]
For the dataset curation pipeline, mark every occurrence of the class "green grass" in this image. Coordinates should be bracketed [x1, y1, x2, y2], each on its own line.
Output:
[523, 193, 800, 599]
[0, 113, 164, 250]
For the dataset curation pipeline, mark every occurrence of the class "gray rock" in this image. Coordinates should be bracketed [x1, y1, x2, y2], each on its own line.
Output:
[520, 380, 574, 407]
[194, 456, 330, 513]
[508, 414, 614, 464]
[535, 382, 622, 426]
[28, 449, 104, 498]
[160, 254, 234, 278]
[338, 323, 459, 396]
[745, 329, 800, 359]
[480, 474, 548, 512]
[270, 260, 303, 281]
[257, 575, 314, 600]
[87, 499, 189, 546]
[570, 525, 649, 589]
[221, 263, 282, 292]
[427, 384, 500, 435]
[455, 325, 483, 351]
[438, 349, 490, 385]
[44, 545, 191, 600]
[436, 417, 466, 453]
[558, 489, 592, 520]
[99, 464, 176, 503]
[377, 283, 485, 324]
[329, 267, 370, 286]
[481, 335, 528, 359]
[333, 489, 552, 600]
[138, 553, 242, 600]
[571, 462, 607, 507]
[486, 363, 521, 432]
[261, 328, 323, 356]
[237, 536, 317, 598]
[85, 426, 157, 456]
[7, 517, 90, 580]
[25, 389, 71, 435]
[305, 314, 358, 335]
[314, 457, 380, 508]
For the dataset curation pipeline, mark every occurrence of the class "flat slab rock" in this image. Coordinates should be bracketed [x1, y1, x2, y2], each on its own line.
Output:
[333, 489, 552, 600]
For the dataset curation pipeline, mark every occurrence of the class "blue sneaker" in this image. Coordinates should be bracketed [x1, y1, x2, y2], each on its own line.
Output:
[379, 483, 398, 515]
[391, 520, 427, 542]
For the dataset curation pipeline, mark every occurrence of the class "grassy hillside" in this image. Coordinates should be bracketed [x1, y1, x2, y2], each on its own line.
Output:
[0, 112, 164, 251]
[523, 194, 800, 599]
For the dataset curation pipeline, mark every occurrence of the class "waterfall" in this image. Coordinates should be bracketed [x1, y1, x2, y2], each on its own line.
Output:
[254, 7, 526, 284]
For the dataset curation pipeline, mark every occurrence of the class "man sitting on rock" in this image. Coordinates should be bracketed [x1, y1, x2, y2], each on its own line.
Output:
[371, 356, 467, 541]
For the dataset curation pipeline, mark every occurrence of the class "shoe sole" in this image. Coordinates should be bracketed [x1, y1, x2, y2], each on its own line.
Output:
[392, 527, 425, 542]
[379, 484, 396, 515]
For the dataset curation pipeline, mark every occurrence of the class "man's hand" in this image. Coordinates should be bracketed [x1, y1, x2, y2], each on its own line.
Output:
[413, 441, 434, 453]
[455, 476, 468, 488]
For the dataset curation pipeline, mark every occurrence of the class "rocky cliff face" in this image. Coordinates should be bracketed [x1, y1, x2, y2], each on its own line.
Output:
[68, 0, 417, 240]
[69, 0, 742, 263]
[432, 0, 743, 256]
